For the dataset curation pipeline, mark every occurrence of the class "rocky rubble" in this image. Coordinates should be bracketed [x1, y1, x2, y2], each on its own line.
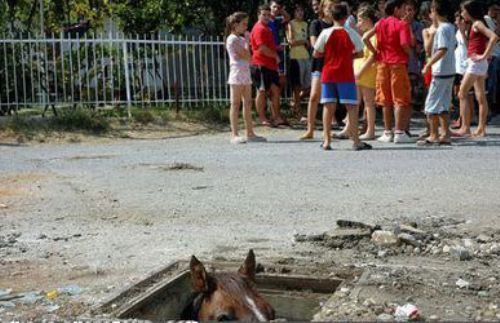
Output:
[294, 217, 500, 261]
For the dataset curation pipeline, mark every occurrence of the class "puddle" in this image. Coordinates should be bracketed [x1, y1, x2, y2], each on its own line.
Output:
[95, 260, 348, 321]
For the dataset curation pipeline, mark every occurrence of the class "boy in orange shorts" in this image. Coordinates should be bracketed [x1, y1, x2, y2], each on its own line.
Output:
[363, 0, 414, 143]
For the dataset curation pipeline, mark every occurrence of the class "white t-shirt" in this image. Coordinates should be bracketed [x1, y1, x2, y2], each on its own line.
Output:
[432, 22, 456, 76]
[455, 30, 468, 75]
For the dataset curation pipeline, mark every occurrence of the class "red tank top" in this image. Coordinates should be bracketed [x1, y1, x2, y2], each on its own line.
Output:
[467, 27, 488, 57]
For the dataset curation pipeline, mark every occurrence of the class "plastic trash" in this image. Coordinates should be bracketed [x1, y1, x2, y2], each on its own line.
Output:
[16, 291, 43, 304]
[46, 290, 59, 300]
[0, 289, 13, 301]
[394, 303, 420, 321]
[57, 284, 84, 295]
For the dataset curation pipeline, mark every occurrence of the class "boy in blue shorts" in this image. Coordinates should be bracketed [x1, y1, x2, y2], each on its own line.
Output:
[314, 2, 372, 151]
[418, 0, 456, 145]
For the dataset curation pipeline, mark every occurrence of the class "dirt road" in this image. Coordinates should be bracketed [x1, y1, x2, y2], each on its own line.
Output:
[1, 120, 500, 320]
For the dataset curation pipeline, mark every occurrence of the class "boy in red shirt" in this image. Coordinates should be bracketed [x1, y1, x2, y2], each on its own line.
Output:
[250, 4, 287, 127]
[314, 3, 372, 151]
[363, 0, 414, 143]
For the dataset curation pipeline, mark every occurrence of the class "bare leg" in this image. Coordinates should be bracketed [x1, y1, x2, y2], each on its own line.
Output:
[428, 115, 439, 142]
[395, 106, 407, 132]
[301, 75, 321, 139]
[438, 113, 450, 142]
[229, 84, 243, 137]
[383, 107, 394, 131]
[457, 73, 478, 136]
[270, 84, 284, 123]
[360, 86, 376, 139]
[292, 86, 302, 118]
[241, 84, 256, 138]
[322, 103, 336, 148]
[346, 104, 360, 146]
[256, 90, 269, 124]
[473, 76, 488, 137]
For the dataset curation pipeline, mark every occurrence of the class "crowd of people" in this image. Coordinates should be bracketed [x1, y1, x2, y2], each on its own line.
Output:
[224, 0, 499, 150]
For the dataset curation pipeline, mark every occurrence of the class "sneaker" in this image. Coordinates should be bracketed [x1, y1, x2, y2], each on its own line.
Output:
[247, 135, 267, 143]
[377, 131, 394, 143]
[394, 132, 414, 143]
[230, 136, 247, 144]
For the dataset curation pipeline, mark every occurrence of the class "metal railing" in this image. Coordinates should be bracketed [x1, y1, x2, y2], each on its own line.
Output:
[1, 33, 285, 113]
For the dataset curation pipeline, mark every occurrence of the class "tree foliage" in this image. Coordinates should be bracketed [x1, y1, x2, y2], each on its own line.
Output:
[0, 0, 310, 36]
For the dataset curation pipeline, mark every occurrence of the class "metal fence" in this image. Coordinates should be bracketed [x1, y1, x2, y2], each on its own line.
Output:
[1, 33, 290, 113]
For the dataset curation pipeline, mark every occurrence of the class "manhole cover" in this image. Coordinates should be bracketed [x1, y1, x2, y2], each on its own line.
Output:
[94, 259, 359, 320]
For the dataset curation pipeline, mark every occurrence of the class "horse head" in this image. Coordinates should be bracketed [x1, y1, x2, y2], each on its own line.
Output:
[185, 249, 275, 321]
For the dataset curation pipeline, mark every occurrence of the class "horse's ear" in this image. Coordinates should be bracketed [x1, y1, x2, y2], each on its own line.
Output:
[190, 255, 209, 292]
[238, 249, 256, 282]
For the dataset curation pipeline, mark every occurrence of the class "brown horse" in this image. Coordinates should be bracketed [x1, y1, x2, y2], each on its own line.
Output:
[182, 249, 275, 321]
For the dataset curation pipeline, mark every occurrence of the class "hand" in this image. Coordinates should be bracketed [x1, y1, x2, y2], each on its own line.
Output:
[422, 64, 430, 75]
[471, 53, 485, 62]
[276, 55, 281, 64]
[354, 71, 361, 81]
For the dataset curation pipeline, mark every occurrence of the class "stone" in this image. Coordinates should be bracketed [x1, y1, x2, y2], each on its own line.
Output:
[397, 224, 427, 237]
[477, 234, 492, 243]
[456, 278, 470, 289]
[378, 250, 388, 258]
[362, 298, 377, 307]
[372, 231, 399, 247]
[336, 219, 377, 231]
[462, 239, 477, 249]
[0, 204, 7, 209]
[451, 246, 472, 261]
[429, 315, 439, 321]
[0, 301, 15, 308]
[326, 228, 372, 240]
[398, 233, 421, 247]
[376, 313, 394, 321]
[478, 291, 489, 298]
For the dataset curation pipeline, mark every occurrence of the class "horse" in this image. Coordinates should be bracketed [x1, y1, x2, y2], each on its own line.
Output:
[181, 249, 275, 321]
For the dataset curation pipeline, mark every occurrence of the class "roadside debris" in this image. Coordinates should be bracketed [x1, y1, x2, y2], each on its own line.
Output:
[394, 304, 420, 321]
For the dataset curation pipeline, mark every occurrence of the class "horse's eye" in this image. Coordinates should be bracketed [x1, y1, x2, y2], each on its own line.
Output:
[217, 314, 233, 321]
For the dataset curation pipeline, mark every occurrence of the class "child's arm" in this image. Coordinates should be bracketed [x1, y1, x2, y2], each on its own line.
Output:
[471, 21, 499, 61]
[422, 26, 436, 57]
[235, 43, 251, 61]
[355, 53, 376, 80]
[258, 44, 280, 62]
[362, 25, 377, 55]
[421, 48, 446, 75]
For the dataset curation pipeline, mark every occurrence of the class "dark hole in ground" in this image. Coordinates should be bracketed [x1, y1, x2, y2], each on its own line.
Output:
[98, 261, 345, 321]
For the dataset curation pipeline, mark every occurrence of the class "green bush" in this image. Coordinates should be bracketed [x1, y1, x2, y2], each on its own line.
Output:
[50, 109, 110, 133]
[132, 110, 155, 124]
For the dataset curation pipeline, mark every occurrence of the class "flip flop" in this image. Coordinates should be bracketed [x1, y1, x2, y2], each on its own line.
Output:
[417, 139, 439, 146]
[450, 132, 471, 138]
[439, 140, 452, 146]
[353, 142, 372, 151]
[320, 143, 332, 151]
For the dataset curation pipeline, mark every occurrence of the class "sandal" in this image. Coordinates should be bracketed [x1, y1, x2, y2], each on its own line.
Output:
[417, 139, 439, 146]
[438, 140, 452, 146]
[353, 142, 372, 151]
[320, 143, 332, 151]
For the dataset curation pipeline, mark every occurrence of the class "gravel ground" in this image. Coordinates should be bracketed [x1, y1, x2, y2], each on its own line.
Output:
[1, 118, 500, 319]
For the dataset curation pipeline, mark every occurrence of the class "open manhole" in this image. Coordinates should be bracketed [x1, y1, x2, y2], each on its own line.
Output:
[94, 260, 359, 321]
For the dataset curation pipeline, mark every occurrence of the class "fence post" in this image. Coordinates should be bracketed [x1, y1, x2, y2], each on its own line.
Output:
[122, 36, 132, 118]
